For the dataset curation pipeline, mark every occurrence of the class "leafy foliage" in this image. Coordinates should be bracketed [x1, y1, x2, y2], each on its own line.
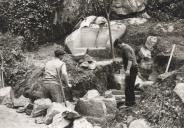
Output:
[0, 0, 63, 50]
[147, 0, 184, 21]
[0, 34, 28, 87]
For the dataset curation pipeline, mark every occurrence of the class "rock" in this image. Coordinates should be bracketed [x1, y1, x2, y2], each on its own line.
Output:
[95, 16, 107, 25]
[75, 96, 117, 118]
[86, 116, 107, 126]
[45, 102, 75, 125]
[112, 0, 146, 15]
[48, 113, 71, 128]
[123, 18, 148, 25]
[75, 98, 107, 118]
[80, 61, 90, 69]
[73, 118, 93, 128]
[35, 116, 45, 124]
[141, 12, 151, 19]
[104, 90, 113, 98]
[174, 83, 184, 103]
[65, 20, 126, 57]
[31, 98, 52, 118]
[83, 90, 100, 99]
[80, 16, 97, 28]
[88, 62, 97, 70]
[79, 54, 97, 70]
[0, 87, 12, 104]
[129, 119, 150, 128]
[114, 123, 127, 128]
[145, 36, 158, 51]
[96, 97, 117, 114]
[16, 107, 26, 113]
[13, 95, 30, 108]
[139, 47, 151, 59]
[62, 111, 81, 121]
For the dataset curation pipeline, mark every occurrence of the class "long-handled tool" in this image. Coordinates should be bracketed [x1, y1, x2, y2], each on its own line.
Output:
[56, 68, 67, 107]
[103, 0, 115, 61]
[157, 44, 176, 81]
[165, 44, 176, 73]
[0, 53, 4, 88]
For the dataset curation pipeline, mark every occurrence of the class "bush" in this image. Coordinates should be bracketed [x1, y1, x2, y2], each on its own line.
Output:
[147, 0, 184, 21]
[0, 0, 64, 51]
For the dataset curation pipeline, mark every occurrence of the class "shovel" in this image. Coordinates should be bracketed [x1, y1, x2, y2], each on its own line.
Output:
[56, 68, 67, 107]
[158, 44, 176, 81]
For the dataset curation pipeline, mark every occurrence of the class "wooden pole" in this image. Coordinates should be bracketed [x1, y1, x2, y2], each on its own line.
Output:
[0, 53, 4, 88]
[103, 0, 115, 61]
[165, 44, 176, 73]
[56, 69, 67, 107]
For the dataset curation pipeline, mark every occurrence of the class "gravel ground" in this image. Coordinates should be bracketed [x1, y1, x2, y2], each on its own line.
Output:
[0, 105, 47, 128]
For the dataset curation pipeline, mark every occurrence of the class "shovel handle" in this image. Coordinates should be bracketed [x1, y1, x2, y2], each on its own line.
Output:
[165, 44, 176, 73]
[0, 53, 4, 88]
[56, 69, 67, 107]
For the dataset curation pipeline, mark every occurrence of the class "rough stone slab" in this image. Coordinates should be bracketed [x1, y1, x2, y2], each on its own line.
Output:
[13, 95, 30, 108]
[48, 113, 71, 128]
[83, 89, 100, 99]
[95, 96, 117, 114]
[75, 98, 107, 118]
[174, 83, 184, 103]
[86, 116, 107, 126]
[31, 98, 52, 117]
[45, 102, 75, 125]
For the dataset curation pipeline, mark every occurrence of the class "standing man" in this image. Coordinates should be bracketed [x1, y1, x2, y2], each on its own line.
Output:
[114, 39, 138, 107]
[43, 49, 72, 103]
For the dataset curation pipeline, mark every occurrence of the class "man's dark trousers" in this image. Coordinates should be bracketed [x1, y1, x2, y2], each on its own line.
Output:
[125, 66, 138, 106]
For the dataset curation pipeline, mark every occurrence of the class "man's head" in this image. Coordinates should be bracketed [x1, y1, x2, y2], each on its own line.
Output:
[114, 38, 124, 49]
[54, 49, 66, 60]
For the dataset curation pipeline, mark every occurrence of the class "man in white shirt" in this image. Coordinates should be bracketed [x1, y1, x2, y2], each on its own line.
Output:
[43, 49, 72, 103]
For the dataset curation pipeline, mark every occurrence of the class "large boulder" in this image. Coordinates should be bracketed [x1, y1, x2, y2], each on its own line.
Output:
[65, 17, 126, 57]
[48, 113, 71, 128]
[45, 102, 75, 125]
[31, 98, 52, 117]
[0, 87, 12, 104]
[13, 95, 30, 108]
[174, 83, 184, 103]
[75, 96, 117, 118]
[75, 98, 107, 118]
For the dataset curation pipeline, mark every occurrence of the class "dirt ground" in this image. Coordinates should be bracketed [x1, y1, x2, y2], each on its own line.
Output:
[0, 105, 47, 128]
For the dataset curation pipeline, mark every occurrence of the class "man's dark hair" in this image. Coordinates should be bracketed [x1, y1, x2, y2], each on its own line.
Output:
[114, 38, 122, 48]
[54, 49, 66, 57]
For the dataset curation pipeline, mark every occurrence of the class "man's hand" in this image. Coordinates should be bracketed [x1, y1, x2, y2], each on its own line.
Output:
[68, 84, 72, 88]
[125, 70, 130, 76]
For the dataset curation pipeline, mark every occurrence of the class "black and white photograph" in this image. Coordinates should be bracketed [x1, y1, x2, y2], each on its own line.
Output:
[0, 0, 184, 128]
